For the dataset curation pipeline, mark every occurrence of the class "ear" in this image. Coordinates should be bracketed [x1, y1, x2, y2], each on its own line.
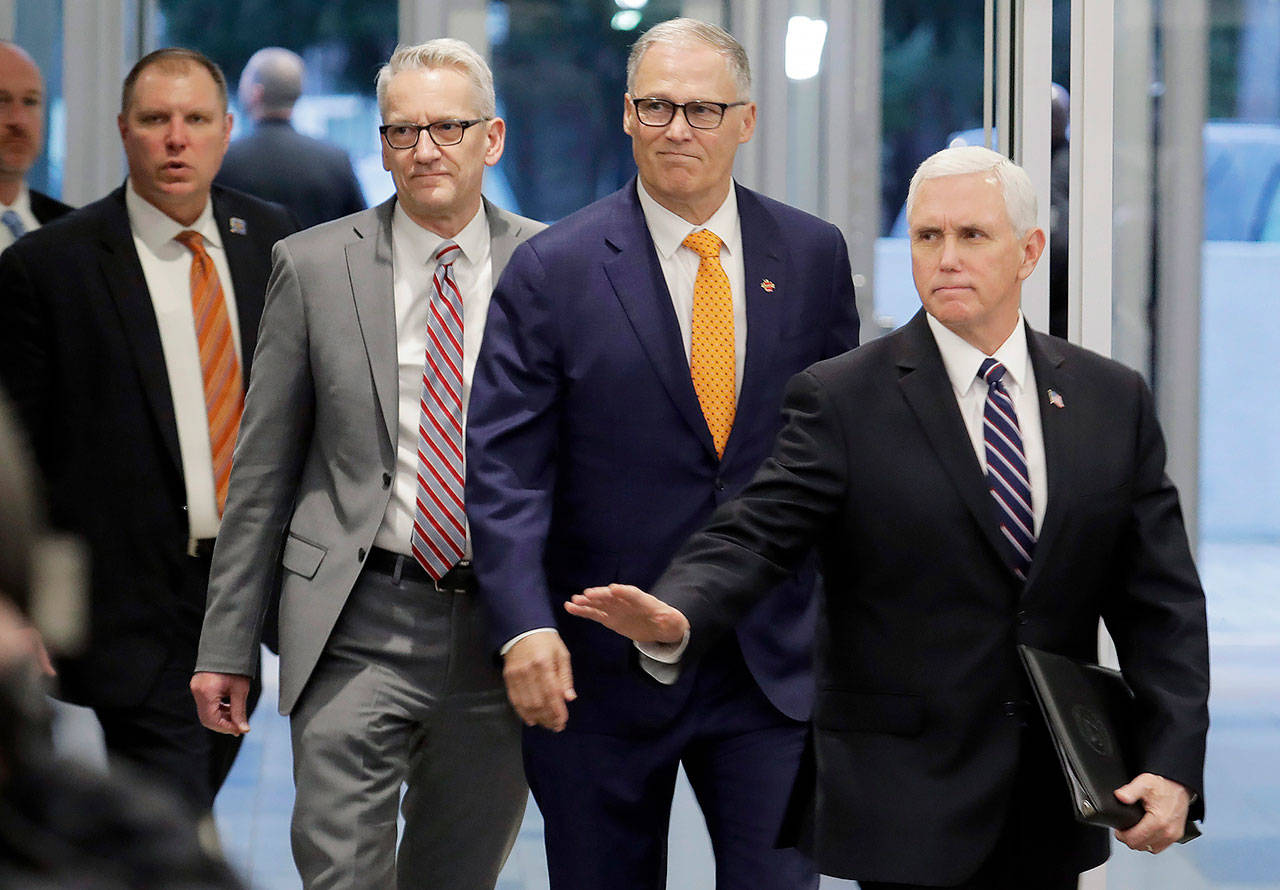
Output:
[222, 111, 234, 151]
[622, 93, 636, 137]
[737, 101, 757, 145]
[1017, 227, 1046, 281]
[483, 117, 506, 168]
[117, 113, 128, 141]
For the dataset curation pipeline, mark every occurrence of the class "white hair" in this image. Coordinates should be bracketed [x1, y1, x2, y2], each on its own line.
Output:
[626, 18, 751, 100]
[906, 145, 1038, 237]
[375, 38, 496, 120]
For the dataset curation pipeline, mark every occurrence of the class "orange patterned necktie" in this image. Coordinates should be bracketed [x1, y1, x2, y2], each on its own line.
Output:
[175, 230, 243, 515]
[682, 228, 736, 458]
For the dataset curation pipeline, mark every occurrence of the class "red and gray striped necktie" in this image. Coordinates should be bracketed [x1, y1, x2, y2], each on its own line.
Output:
[979, 358, 1035, 580]
[411, 240, 466, 579]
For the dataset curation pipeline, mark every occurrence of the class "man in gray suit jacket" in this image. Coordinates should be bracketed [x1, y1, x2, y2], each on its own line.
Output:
[190, 40, 543, 889]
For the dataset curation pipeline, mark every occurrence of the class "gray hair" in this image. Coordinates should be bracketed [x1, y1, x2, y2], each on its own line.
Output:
[375, 39, 496, 120]
[906, 145, 1038, 237]
[239, 47, 304, 115]
[626, 18, 751, 100]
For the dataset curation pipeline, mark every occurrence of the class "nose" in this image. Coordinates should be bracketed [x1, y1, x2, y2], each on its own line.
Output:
[412, 132, 442, 164]
[939, 234, 962, 269]
[663, 109, 695, 141]
[164, 118, 188, 150]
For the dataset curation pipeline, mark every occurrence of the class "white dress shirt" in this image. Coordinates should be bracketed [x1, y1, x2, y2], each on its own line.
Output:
[636, 177, 748, 392]
[126, 179, 242, 540]
[502, 180, 751, 657]
[0, 184, 42, 251]
[926, 311, 1047, 535]
[373, 201, 493, 556]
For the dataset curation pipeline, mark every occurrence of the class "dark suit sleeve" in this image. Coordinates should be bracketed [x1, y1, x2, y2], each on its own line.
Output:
[652, 368, 848, 659]
[823, 227, 861, 358]
[467, 241, 565, 646]
[0, 244, 55, 467]
[1101, 373, 1210, 816]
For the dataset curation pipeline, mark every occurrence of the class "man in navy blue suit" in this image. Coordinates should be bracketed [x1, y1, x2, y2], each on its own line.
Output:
[466, 18, 859, 889]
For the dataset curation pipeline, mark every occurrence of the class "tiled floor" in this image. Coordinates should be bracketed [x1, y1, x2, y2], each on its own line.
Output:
[200, 540, 1278, 888]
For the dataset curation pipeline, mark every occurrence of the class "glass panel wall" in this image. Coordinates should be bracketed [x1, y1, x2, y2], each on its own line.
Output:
[488, 0, 685, 223]
[149, 0, 398, 206]
[1108, 1, 1280, 886]
[871, 3, 989, 334]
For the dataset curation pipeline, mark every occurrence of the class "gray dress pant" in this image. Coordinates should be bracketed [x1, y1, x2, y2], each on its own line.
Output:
[289, 564, 526, 889]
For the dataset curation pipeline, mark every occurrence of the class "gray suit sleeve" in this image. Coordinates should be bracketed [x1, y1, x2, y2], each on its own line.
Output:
[196, 240, 316, 676]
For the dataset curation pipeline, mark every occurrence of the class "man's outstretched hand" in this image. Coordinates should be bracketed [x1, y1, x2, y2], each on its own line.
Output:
[564, 584, 690, 644]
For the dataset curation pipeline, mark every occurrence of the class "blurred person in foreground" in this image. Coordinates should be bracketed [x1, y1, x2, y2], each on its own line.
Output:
[0, 386, 243, 890]
[566, 146, 1209, 889]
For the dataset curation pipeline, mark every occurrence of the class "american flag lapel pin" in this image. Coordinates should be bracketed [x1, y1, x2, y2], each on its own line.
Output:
[229, 217, 247, 235]
[1047, 389, 1065, 409]
[760, 278, 776, 292]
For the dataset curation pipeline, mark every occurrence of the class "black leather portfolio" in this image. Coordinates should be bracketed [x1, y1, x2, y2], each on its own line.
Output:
[1018, 645, 1147, 830]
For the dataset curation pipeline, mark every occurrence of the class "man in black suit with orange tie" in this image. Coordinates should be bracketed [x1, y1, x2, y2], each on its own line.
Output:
[0, 47, 296, 813]
[568, 146, 1210, 888]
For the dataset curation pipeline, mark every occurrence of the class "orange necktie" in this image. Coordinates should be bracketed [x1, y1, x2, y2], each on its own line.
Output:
[683, 229, 736, 458]
[175, 230, 243, 515]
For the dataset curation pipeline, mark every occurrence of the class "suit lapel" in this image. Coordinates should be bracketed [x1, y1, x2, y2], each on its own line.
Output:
[894, 311, 1013, 567]
[212, 192, 266, 381]
[95, 188, 184, 475]
[1023, 327, 1073, 591]
[347, 198, 399, 448]
[726, 185, 786, 465]
[602, 184, 717, 455]
[484, 198, 523, 279]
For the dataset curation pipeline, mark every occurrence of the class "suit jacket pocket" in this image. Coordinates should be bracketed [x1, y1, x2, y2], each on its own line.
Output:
[815, 689, 925, 736]
[280, 533, 326, 580]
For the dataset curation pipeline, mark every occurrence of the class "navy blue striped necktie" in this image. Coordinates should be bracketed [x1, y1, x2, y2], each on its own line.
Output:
[979, 358, 1035, 579]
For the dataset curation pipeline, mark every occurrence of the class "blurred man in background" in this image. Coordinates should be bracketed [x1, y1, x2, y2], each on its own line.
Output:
[216, 46, 364, 228]
[0, 40, 71, 251]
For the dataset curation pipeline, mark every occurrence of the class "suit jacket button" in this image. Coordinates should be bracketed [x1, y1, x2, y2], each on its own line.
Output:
[1016, 610, 1029, 625]
[358, 548, 367, 561]
[382, 472, 392, 488]
[714, 478, 725, 491]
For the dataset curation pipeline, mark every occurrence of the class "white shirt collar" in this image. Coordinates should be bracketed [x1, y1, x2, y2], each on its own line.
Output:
[1, 182, 31, 215]
[392, 198, 490, 267]
[124, 178, 222, 254]
[636, 178, 740, 261]
[926, 311, 1031, 398]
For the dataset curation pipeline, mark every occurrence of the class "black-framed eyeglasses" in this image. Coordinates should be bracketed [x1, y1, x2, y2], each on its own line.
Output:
[630, 97, 748, 130]
[379, 118, 490, 149]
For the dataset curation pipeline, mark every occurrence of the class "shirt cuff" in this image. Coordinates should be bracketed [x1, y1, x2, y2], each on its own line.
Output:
[636, 628, 691, 663]
[499, 627, 558, 656]
[634, 629, 691, 686]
